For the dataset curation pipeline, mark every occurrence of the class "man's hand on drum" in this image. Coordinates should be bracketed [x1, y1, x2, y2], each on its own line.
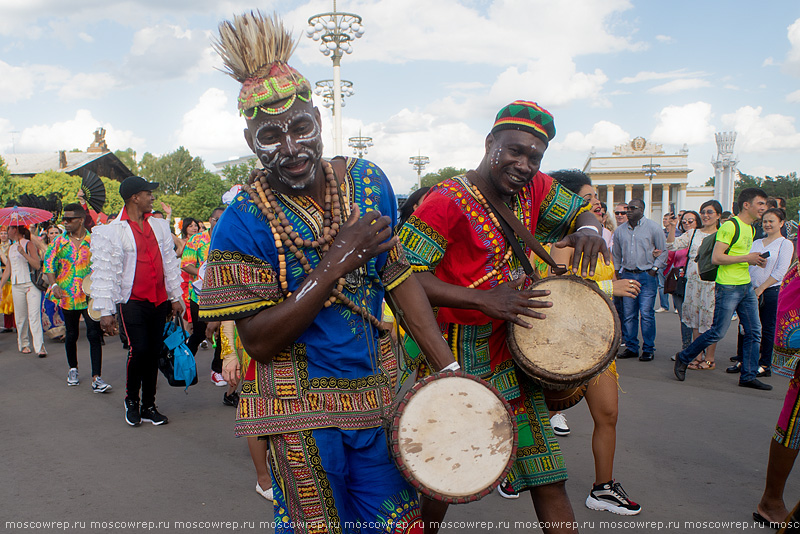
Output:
[554, 226, 611, 278]
[612, 278, 641, 298]
[478, 275, 552, 328]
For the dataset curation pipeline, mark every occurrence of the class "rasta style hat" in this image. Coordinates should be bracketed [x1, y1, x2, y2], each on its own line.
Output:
[213, 11, 312, 119]
[491, 100, 556, 144]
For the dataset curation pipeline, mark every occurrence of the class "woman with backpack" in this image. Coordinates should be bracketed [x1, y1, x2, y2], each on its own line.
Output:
[666, 200, 723, 369]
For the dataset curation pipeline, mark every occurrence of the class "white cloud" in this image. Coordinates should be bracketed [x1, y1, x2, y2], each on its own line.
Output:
[175, 88, 246, 161]
[77, 32, 94, 43]
[489, 57, 609, 107]
[763, 57, 776, 67]
[783, 18, 800, 76]
[11, 109, 144, 153]
[721, 106, 800, 152]
[648, 78, 711, 94]
[0, 59, 118, 102]
[122, 24, 216, 82]
[552, 121, 630, 153]
[291, 0, 642, 66]
[655, 35, 673, 43]
[650, 102, 715, 145]
[58, 72, 118, 100]
[787, 90, 800, 103]
[618, 69, 706, 84]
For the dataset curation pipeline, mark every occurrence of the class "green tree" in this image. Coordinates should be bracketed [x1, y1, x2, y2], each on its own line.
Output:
[411, 166, 467, 191]
[0, 156, 17, 206]
[156, 170, 227, 221]
[114, 148, 139, 175]
[139, 146, 205, 195]
[219, 158, 257, 185]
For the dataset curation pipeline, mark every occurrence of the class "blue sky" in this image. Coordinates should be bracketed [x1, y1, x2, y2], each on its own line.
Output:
[1, 0, 799, 194]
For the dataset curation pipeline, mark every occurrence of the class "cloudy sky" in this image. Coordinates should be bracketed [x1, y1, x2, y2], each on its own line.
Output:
[1, 0, 799, 194]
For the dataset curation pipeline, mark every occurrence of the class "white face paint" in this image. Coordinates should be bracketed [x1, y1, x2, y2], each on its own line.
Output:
[250, 108, 324, 191]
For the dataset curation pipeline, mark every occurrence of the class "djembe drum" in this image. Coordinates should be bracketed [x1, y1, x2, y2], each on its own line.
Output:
[389, 371, 517, 503]
[507, 275, 620, 410]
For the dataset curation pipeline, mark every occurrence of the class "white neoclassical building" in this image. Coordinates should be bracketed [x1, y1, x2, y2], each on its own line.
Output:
[582, 137, 715, 221]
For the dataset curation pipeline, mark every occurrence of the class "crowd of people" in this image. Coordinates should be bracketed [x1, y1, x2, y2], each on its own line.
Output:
[5, 10, 800, 533]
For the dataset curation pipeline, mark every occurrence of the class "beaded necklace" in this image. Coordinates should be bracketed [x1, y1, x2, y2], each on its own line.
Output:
[244, 161, 385, 331]
[467, 184, 515, 289]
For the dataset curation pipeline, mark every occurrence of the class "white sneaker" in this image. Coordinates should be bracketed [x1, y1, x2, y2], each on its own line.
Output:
[586, 480, 641, 515]
[256, 483, 274, 501]
[211, 371, 228, 387]
[92, 376, 112, 393]
[654, 307, 668, 313]
[67, 368, 79, 386]
[550, 413, 570, 436]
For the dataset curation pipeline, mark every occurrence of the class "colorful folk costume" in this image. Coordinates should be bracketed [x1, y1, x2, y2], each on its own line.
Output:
[398, 101, 590, 492]
[200, 12, 421, 534]
[771, 260, 800, 449]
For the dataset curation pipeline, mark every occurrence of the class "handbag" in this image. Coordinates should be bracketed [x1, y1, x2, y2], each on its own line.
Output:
[665, 230, 697, 298]
[28, 264, 49, 292]
[158, 316, 198, 390]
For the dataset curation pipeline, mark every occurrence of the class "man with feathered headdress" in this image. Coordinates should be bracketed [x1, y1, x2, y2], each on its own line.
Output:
[200, 11, 456, 532]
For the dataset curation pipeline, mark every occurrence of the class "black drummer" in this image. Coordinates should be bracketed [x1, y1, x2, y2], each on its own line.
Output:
[398, 101, 609, 533]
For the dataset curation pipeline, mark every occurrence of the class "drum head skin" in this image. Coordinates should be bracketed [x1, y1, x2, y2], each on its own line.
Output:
[508, 276, 620, 390]
[87, 299, 102, 322]
[82, 274, 92, 297]
[390, 371, 517, 504]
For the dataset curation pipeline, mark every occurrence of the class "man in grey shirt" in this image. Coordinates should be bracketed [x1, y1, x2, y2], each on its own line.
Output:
[612, 199, 668, 361]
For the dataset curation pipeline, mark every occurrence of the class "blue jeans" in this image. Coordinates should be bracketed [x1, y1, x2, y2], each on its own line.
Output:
[673, 294, 693, 349]
[656, 270, 670, 310]
[619, 271, 658, 353]
[677, 283, 762, 382]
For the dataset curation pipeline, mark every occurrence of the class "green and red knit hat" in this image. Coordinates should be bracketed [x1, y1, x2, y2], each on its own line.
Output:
[491, 100, 556, 143]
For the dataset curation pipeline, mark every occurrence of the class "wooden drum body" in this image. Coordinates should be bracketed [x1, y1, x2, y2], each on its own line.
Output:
[507, 276, 620, 406]
[389, 371, 517, 504]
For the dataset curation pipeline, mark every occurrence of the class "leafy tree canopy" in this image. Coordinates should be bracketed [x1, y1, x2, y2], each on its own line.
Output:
[411, 166, 467, 191]
[138, 146, 204, 195]
[219, 158, 257, 185]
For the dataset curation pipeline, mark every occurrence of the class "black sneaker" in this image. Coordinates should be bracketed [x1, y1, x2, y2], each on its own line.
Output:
[497, 478, 520, 499]
[140, 405, 169, 425]
[124, 398, 141, 427]
[585, 480, 641, 515]
[617, 349, 638, 359]
[223, 391, 240, 407]
[639, 352, 654, 361]
[674, 356, 687, 381]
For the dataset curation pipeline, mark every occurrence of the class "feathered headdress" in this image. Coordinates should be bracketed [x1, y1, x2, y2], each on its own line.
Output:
[213, 11, 312, 118]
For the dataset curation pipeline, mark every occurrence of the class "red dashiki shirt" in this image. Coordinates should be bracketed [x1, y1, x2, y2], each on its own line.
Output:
[121, 208, 168, 305]
[180, 230, 211, 303]
[397, 172, 588, 401]
[43, 232, 92, 310]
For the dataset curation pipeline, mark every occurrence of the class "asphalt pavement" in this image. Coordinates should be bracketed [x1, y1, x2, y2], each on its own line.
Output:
[0, 310, 796, 533]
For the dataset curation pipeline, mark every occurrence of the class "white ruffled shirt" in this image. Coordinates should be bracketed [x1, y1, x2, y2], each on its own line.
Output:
[89, 213, 183, 317]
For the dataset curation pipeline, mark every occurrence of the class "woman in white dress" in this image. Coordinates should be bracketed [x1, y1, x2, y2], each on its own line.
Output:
[666, 200, 722, 369]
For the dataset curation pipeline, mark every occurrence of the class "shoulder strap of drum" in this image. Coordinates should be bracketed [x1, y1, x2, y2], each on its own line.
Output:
[466, 170, 567, 277]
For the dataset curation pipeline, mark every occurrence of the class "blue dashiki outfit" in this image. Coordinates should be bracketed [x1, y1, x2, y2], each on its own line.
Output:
[199, 157, 422, 534]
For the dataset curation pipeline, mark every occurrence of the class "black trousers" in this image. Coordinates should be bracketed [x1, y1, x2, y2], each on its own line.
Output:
[187, 299, 222, 373]
[63, 308, 103, 376]
[119, 300, 170, 407]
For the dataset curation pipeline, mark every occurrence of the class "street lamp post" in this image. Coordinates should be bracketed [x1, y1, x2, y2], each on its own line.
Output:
[314, 79, 355, 110]
[409, 153, 430, 190]
[642, 161, 660, 219]
[348, 130, 373, 158]
[306, 1, 364, 156]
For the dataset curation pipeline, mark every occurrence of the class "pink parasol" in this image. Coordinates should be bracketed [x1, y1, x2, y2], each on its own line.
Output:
[0, 206, 54, 227]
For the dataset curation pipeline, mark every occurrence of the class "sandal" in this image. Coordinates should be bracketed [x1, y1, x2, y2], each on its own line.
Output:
[696, 360, 715, 370]
[687, 356, 705, 370]
[21, 347, 31, 354]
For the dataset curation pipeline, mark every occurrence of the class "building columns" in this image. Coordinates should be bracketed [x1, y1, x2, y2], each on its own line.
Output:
[606, 184, 615, 206]
[624, 184, 632, 203]
[661, 185, 670, 218]
[678, 183, 687, 210]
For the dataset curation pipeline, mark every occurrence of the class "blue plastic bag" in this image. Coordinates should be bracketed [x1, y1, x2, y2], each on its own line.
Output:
[158, 317, 198, 391]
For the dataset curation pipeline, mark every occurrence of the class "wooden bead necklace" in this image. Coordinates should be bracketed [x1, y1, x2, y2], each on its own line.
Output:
[467, 184, 515, 289]
[244, 161, 385, 331]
